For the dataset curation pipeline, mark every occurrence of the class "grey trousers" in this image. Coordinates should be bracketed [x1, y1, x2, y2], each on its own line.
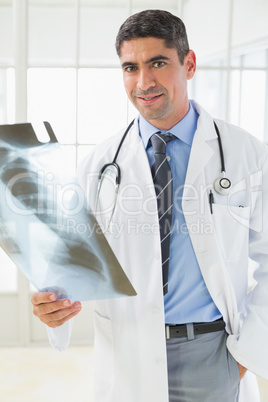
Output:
[166, 327, 240, 402]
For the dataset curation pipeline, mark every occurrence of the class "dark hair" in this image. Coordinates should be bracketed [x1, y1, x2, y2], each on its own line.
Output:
[115, 9, 190, 65]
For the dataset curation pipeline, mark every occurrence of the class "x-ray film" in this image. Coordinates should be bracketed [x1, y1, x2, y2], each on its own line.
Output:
[0, 122, 136, 302]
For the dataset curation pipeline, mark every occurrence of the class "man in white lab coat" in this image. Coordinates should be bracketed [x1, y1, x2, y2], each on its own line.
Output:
[31, 9, 268, 402]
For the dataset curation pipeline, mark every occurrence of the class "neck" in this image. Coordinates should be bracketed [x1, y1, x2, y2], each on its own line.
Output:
[147, 103, 190, 131]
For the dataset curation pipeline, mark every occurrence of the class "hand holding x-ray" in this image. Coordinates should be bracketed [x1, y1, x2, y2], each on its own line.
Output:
[31, 291, 82, 328]
[0, 122, 136, 302]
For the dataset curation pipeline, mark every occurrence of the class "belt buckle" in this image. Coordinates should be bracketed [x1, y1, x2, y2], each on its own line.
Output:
[165, 325, 170, 339]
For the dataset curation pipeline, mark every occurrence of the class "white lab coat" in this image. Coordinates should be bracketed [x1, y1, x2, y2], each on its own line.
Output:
[47, 101, 268, 401]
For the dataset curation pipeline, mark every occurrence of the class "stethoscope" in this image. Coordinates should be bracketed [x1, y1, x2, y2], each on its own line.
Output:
[94, 119, 135, 232]
[95, 119, 232, 231]
[212, 122, 232, 195]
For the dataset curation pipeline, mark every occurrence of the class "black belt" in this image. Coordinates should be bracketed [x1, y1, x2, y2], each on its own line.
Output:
[165, 318, 225, 339]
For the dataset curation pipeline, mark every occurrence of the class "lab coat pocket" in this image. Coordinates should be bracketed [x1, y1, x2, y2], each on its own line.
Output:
[94, 310, 114, 400]
[212, 204, 250, 261]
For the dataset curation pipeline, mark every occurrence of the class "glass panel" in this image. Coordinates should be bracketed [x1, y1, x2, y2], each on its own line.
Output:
[239, 70, 266, 141]
[28, 0, 77, 66]
[0, 248, 17, 292]
[0, 68, 15, 124]
[79, 1, 128, 65]
[0, 1, 13, 65]
[232, 0, 268, 55]
[229, 68, 267, 141]
[77, 68, 127, 144]
[80, 0, 125, 5]
[231, 50, 268, 69]
[131, 0, 177, 14]
[132, 0, 177, 7]
[242, 50, 267, 69]
[77, 145, 96, 165]
[27, 68, 77, 144]
[60, 144, 77, 176]
[229, 70, 241, 127]
[183, 0, 229, 66]
[188, 70, 227, 120]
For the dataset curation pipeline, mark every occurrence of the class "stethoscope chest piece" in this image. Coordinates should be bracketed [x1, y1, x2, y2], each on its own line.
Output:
[214, 173, 232, 195]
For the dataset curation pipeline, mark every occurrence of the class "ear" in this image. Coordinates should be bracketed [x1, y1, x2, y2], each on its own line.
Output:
[185, 50, 196, 79]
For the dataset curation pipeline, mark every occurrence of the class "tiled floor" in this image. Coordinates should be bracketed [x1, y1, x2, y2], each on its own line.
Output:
[0, 346, 267, 401]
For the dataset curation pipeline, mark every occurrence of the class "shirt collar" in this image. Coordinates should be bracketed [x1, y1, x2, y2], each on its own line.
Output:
[138, 100, 199, 149]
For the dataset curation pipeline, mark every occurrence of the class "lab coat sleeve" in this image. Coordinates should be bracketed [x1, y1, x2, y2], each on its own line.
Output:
[46, 319, 74, 351]
[227, 151, 268, 379]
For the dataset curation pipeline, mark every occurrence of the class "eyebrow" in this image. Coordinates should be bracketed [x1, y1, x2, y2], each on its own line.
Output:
[121, 54, 171, 69]
[145, 55, 171, 64]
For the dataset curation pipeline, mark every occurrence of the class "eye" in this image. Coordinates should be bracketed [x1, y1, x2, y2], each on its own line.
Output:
[124, 66, 138, 73]
[153, 61, 165, 68]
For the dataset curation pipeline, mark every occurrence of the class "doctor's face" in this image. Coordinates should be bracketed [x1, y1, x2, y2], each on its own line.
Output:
[120, 37, 196, 130]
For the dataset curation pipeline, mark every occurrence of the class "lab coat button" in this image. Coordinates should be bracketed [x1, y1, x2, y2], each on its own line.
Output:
[155, 358, 164, 366]
[152, 307, 160, 315]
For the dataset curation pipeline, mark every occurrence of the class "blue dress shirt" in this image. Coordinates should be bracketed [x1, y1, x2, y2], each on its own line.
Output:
[139, 100, 222, 324]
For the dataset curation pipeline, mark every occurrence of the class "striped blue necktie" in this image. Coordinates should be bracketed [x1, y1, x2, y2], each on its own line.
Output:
[151, 132, 175, 295]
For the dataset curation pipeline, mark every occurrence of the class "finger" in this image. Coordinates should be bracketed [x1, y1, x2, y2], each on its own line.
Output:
[42, 301, 81, 320]
[33, 300, 81, 320]
[33, 298, 81, 318]
[31, 292, 57, 306]
[47, 307, 82, 328]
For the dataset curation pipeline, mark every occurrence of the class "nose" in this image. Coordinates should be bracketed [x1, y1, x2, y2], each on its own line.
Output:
[137, 69, 156, 91]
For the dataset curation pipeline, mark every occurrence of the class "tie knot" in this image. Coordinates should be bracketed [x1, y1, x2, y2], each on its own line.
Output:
[151, 132, 173, 155]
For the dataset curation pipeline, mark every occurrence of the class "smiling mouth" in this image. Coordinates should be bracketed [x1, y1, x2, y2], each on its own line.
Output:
[140, 96, 157, 100]
[138, 94, 162, 101]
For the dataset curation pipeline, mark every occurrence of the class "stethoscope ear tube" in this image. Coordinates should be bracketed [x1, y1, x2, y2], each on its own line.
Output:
[99, 162, 121, 186]
[112, 119, 135, 165]
[95, 120, 134, 233]
[213, 122, 225, 173]
[213, 122, 232, 195]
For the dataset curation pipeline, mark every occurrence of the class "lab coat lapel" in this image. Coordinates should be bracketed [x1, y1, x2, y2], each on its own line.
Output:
[183, 105, 217, 198]
[122, 119, 155, 188]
